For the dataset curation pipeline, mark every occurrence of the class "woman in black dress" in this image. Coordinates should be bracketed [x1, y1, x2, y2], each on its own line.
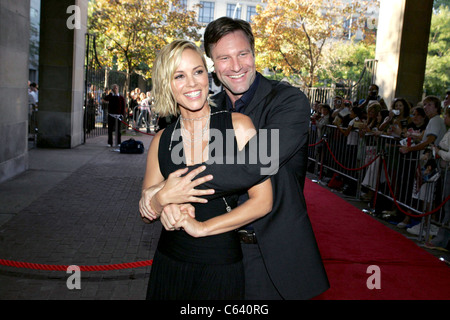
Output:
[141, 40, 272, 300]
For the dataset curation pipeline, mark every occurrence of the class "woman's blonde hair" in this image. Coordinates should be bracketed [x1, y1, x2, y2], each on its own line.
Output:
[367, 101, 381, 114]
[152, 40, 208, 117]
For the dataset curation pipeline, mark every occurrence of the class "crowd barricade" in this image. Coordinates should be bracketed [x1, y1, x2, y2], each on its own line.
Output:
[308, 124, 449, 242]
[131, 105, 154, 133]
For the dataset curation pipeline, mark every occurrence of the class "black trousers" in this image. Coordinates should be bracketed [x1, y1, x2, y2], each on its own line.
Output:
[241, 243, 283, 300]
[107, 115, 121, 145]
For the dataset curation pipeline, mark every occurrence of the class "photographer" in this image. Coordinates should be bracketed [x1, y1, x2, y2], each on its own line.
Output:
[381, 98, 412, 138]
[331, 96, 351, 127]
[358, 84, 388, 111]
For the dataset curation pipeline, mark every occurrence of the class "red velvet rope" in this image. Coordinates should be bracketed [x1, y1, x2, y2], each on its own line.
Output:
[109, 114, 156, 136]
[309, 139, 449, 218]
[1, 138, 447, 271]
[0, 259, 152, 271]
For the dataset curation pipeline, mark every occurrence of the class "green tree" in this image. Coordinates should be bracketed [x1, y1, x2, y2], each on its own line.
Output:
[251, 0, 372, 87]
[89, 0, 202, 92]
[318, 40, 375, 86]
[424, 5, 450, 97]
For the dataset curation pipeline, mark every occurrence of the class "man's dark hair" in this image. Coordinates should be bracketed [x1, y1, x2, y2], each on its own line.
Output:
[204, 17, 255, 58]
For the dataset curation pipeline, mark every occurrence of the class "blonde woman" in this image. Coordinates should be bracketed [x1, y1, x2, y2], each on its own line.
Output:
[140, 40, 272, 300]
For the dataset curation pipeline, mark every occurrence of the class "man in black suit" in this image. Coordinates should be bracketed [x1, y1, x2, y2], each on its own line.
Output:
[104, 84, 125, 146]
[140, 17, 329, 300]
[202, 17, 329, 300]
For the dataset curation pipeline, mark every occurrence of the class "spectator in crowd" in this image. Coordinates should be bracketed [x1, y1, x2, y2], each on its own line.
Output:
[336, 106, 364, 194]
[427, 106, 450, 251]
[399, 96, 446, 234]
[332, 96, 351, 127]
[443, 90, 450, 109]
[316, 103, 332, 141]
[29, 82, 39, 105]
[387, 98, 412, 138]
[359, 102, 382, 202]
[28, 81, 38, 137]
[405, 106, 429, 143]
[358, 84, 388, 111]
[310, 101, 321, 124]
[28, 81, 37, 116]
[86, 92, 98, 133]
[128, 90, 139, 124]
[379, 106, 430, 224]
[399, 96, 446, 156]
[101, 87, 110, 128]
[311, 100, 321, 117]
[363, 101, 382, 132]
[137, 92, 151, 133]
[378, 98, 410, 136]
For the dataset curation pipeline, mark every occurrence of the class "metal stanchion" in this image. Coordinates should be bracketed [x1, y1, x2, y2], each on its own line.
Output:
[115, 116, 119, 147]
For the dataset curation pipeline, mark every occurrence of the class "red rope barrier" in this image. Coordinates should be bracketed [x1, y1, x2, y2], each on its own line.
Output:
[323, 140, 379, 171]
[120, 119, 155, 136]
[310, 138, 449, 218]
[381, 157, 450, 218]
[0, 259, 152, 271]
[110, 114, 155, 136]
[308, 139, 324, 147]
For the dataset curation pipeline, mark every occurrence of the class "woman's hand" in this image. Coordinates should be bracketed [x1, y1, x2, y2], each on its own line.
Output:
[139, 182, 164, 222]
[160, 203, 205, 238]
[157, 166, 215, 207]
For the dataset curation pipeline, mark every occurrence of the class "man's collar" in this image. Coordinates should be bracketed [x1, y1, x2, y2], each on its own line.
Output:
[226, 73, 261, 113]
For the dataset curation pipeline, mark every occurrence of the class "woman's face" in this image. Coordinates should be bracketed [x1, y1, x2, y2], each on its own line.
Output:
[444, 111, 450, 127]
[423, 100, 438, 118]
[171, 48, 209, 115]
[368, 108, 377, 118]
[394, 101, 404, 114]
[412, 110, 425, 125]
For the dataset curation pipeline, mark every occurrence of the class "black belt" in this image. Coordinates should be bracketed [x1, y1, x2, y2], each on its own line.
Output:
[238, 229, 257, 244]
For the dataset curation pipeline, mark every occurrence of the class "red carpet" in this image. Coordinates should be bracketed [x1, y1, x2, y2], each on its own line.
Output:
[304, 178, 450, 300]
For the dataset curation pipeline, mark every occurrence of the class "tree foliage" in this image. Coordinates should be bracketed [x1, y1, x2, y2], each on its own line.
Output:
[251, 0, 373, 87]
[424, 5, 450, 97]
[318, 40, 375, 86]
[89, 0, 202, 89]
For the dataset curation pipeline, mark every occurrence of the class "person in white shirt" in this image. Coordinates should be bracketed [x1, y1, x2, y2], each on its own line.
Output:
[427, 106, 450, 250]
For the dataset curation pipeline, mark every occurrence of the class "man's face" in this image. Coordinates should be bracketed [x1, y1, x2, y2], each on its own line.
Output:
[368, 85, 378, 98]
[210, 30, 256, 102]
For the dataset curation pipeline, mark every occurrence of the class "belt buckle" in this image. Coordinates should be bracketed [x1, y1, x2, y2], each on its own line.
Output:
[238, 229, 257, 244]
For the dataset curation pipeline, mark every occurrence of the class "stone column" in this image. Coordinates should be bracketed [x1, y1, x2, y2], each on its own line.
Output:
[37, 0, 87, 148]
[375, 0, 433, 106]
[0, 1, 30, 183]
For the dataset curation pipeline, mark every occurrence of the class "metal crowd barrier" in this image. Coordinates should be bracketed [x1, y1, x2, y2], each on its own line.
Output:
[308, 124, 449, 242]
[132, 105, 155, 133]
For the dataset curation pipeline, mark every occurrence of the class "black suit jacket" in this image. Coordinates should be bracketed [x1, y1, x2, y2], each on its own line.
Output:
[202, 74, 329, 299]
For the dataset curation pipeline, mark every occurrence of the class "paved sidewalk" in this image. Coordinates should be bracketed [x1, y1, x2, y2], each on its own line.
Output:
[0, 133, 159, 300]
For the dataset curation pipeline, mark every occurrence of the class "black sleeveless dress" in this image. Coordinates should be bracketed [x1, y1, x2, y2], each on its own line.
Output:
[146, 111, 244, 300]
